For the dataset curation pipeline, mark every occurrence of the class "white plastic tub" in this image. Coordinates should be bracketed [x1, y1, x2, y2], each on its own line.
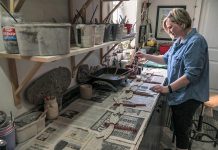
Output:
[15, 111, 46, 143]
[14, 23, 71, 56]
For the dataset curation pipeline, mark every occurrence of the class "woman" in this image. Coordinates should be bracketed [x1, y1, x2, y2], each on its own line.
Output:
[136, 8, 209, 150]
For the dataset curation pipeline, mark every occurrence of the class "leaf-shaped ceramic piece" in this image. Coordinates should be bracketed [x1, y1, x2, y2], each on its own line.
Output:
[103, 125, 114, 140]
[109, 114, 119, 124]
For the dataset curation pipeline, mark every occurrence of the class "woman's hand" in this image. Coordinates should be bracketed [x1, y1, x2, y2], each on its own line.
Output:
[135, 51, 146, 58]
[150, 85, 169, 94]
[135, 51, 147, 62]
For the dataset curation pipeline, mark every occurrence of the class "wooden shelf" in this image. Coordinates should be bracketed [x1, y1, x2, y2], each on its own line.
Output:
[0, 37, 134, 107]
[0, 37, 134, 63]
[1, 0, 134, 108]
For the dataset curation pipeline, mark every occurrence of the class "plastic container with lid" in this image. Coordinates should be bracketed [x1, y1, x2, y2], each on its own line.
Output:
[1, 13, 22, 54]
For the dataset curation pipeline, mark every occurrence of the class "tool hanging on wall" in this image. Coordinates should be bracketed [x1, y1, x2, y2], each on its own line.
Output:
[0, 2, 18, 23]
[138, 0, 152, 47]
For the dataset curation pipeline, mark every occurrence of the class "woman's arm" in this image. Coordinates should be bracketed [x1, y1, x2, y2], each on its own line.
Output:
[135, 51, 166, 64]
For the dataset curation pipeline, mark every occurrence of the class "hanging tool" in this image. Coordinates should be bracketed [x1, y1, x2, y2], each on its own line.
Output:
[0, 2, 18, 23]
[90, 5, 98, 23]
[76, 9, 86, 23]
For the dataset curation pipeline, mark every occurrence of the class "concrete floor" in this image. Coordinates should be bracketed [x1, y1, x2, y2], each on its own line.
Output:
[160, 127, 217, 150]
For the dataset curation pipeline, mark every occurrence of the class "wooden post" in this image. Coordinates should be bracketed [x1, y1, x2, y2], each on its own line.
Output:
[14, 0, 26, 12]
[15, 62, 43, 95]
[7, 59, 20, 106]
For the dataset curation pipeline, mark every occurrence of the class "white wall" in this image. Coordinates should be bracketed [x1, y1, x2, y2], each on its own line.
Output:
[140, 0, 200, 41]
[198, 0, 218, 93]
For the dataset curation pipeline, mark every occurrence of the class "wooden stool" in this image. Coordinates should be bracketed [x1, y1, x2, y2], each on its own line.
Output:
[190, 93, 218, 148]
[204, 93, 218, 117]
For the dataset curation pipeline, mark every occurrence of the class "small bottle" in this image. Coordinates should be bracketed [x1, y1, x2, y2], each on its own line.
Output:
[44, 97, 59, 120]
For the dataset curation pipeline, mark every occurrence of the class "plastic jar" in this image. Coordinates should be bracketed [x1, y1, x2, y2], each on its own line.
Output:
[1, 13, 22, 54]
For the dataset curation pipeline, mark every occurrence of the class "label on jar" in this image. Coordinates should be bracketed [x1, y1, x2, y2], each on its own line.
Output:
[2, 26, 17, 41]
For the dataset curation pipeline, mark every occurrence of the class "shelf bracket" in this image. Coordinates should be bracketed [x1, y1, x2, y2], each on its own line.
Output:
[101, 43, 118, 62]
[15, 62, 43, 96]
[7, 59, 20, 106]
[7, 59, 43, 107]
[71, 51, 94, 77]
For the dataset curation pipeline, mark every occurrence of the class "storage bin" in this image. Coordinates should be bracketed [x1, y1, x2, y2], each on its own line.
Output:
[104, 24, 118, 42]
[95, 24, 105, 45]
[14, 23, 71, 56]
[0, 119, 16, 150]
[73, 24, 95, 48]
[115, 24, 125, 40]
[159, 43, 171, 54]
[15, 111, 46, 143]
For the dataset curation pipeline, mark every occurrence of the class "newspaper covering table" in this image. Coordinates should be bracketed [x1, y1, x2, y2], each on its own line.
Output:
[17, 68, 167, 150]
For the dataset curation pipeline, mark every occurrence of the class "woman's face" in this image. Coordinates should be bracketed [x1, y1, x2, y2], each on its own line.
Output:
[165, 18, 185, 39]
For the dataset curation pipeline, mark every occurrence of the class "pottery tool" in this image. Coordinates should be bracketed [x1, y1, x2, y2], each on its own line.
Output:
[113, 103, 146, 107]
[104, 122, 138, 133]
[0, 2, 18, 23]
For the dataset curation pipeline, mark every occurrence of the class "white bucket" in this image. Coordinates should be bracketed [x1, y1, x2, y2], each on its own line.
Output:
[74, 24, 95, 48]
[0, 120, 16, 150]
[95, 24, 105, 45]
[14, 23, 71, 56]
[116, 24, 125, 40]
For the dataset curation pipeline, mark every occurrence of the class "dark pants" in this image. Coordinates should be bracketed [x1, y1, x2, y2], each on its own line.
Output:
[171, 99, 201, 149]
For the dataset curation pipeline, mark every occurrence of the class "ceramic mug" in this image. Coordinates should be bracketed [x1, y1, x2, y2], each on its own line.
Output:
[80, 84, 92, 99]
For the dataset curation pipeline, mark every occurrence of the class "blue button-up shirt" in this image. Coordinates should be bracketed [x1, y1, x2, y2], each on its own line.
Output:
[163, 28, 209, 105]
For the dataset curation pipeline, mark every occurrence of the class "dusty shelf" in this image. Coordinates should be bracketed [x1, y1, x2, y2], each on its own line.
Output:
[0, 36, 134, 107]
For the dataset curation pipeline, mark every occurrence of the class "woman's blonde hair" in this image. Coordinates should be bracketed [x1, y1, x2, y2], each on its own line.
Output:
[163, 8, 192, 31]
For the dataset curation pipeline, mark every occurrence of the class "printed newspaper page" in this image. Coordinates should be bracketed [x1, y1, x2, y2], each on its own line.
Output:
[84, 138, 135, 150]
[18, 122, 95, 150]
[90, 110, 149, 144]
[74, 89, 126, 109]
[55, 100, 108, 128]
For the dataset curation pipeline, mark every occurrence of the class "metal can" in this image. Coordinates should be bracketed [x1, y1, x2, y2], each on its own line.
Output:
[0, 139, 7, 150]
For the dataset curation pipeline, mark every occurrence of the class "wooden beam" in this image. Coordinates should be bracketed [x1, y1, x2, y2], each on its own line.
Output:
[71, 51, 94, 77]
[10, 0, 14, 13]
[100, 0, 103, 23]
[68, 0, 73, 22]
[100, 48, 103, 64]
[76, 51, 94, 68]
[14, 0, 26, 12]
[7, 59, 20, 106]
[72, 0, 94, 23]
[103, 1, 123, 23]
[15, 62, 43, 95]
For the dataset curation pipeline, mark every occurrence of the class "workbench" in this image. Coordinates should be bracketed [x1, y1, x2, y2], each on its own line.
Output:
[16, 67, 167, 150]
